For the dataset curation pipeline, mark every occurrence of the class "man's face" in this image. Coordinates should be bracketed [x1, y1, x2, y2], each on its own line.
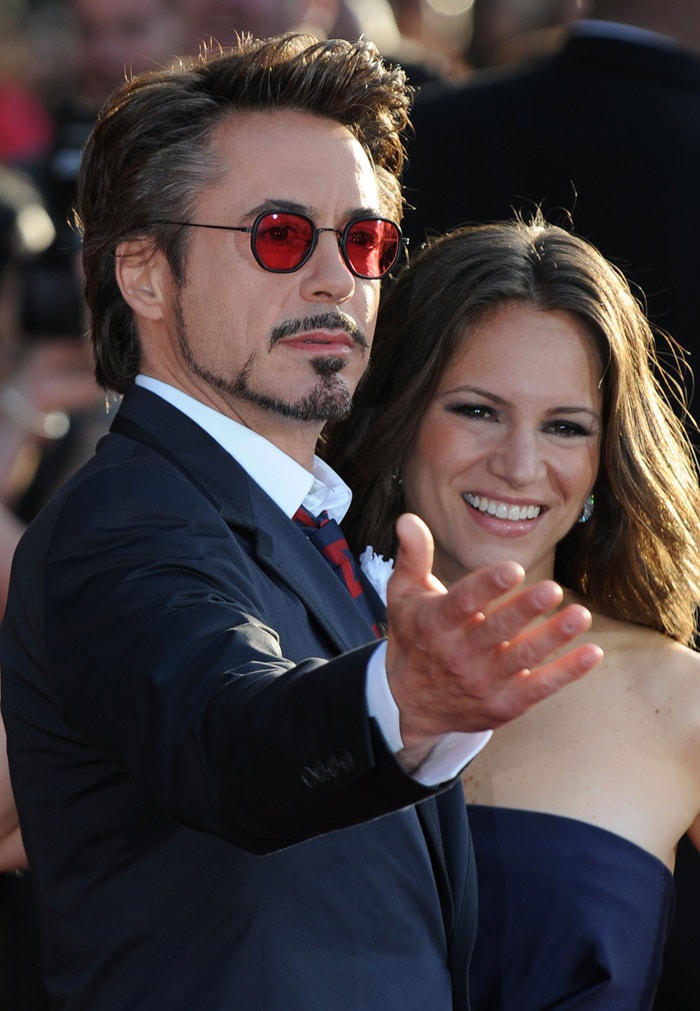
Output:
[138, 110, 385, 461]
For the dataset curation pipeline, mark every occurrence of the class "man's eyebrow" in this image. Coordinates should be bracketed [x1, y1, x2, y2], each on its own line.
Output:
[244, 199, 385, 220]
[245, 199, 307, 217]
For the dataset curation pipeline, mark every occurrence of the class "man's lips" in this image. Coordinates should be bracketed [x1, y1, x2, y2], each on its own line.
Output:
[278, 331, 355, 352]
[270, 312, 368, 351]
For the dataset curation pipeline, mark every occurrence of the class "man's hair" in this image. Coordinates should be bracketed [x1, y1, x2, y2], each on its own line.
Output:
[324, 216, 700, 645]
[75, 33, 413, 392]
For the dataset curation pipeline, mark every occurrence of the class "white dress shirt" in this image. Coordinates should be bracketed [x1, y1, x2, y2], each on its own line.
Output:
[135, 375, 490, 784]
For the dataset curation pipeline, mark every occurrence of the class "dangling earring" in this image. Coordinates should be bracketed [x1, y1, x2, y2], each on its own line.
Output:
[391, 470, 403, 492]
[578, 493, 595, 524]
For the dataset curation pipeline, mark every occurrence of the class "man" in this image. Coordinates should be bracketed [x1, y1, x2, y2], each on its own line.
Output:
[0, 35, 600, 1009]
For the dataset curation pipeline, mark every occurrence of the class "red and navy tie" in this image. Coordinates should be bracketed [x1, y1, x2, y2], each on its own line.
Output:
[293, 505, 382, 638]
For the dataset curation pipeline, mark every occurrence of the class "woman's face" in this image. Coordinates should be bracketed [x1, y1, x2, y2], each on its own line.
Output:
[403, 303, 603, 587]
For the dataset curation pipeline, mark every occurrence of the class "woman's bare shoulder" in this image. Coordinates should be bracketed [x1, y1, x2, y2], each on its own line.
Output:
[582, 610, 700, 720]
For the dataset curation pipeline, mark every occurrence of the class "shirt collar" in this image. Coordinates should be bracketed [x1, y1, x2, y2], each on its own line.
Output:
[135, 375, 352, 522]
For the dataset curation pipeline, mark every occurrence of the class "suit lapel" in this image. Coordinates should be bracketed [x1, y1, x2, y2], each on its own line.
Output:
[224, 497, 382, 652]
[111, 387, 381, 654]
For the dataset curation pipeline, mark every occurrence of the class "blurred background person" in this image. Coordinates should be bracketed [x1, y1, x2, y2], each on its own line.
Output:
[183, 0, 361, 45]
[0, 160, 96, 1011]
[68, 0, 187, 107]
[183, 0, 468, 82]
[21, 0, 189, 351]
[356, 0, 472, 80]
[465, 0, 589, 69]
[0, 5, 54, 174]
[0, 167, 99, 611]
[403, 0, 700, 428]
[0, 166, 55, 610]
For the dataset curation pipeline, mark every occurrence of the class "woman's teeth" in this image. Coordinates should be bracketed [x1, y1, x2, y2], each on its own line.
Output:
[463, 493, 541, 521]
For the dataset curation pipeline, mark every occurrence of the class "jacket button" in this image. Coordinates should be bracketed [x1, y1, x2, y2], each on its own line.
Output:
[300, 765, 321, 788]
[312, 760, 331, 784]
[300, 761, 332, 788]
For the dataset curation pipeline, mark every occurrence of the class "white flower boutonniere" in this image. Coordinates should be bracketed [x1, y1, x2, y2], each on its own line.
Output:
[358, 546, 395, 605]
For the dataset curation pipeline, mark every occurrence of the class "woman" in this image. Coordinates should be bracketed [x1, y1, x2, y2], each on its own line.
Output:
[324, 217, 700, 1009]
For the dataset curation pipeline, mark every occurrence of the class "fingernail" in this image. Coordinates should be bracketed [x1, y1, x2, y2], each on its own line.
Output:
[533, 587, 555, 608]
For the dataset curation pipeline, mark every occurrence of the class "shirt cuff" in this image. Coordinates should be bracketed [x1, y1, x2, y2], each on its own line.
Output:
[365, 640, 493, 787]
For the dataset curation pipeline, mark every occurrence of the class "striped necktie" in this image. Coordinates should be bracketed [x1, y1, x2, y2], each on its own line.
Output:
[293, 505, 382, 638]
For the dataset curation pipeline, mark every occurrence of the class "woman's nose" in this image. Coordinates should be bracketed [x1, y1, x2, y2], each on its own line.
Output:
[488, 428, 547, 485]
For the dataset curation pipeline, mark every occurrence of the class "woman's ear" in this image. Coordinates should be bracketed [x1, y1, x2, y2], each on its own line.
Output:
[115, 238, 169, 320]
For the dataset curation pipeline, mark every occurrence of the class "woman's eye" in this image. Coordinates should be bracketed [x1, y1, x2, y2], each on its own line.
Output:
[448, 403, 496, 420]
[545, 420, 589, 437]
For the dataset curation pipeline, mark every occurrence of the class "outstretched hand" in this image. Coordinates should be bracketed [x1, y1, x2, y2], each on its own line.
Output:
[385, 514, 603, 770]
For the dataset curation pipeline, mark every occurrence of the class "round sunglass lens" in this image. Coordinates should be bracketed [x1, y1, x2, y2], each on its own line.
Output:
[254, 213, 314, 271]
[345, 219, 400, 278]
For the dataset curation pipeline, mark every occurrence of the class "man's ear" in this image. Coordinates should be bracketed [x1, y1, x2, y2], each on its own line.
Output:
[115, 238, 170, 320]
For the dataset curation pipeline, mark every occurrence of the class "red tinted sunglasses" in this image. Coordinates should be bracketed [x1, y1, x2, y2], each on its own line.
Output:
[153, 210, 405, 279]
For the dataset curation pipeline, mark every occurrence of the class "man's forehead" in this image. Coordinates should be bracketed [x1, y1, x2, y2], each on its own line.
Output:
[213, 108, 364, 152]
[206, 111, 381, 209]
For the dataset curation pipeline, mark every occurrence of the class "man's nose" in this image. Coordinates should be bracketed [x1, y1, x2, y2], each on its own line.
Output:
[299, 230, 356, 303]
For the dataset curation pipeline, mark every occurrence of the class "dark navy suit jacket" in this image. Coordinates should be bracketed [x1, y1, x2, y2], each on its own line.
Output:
[0, 384, 476, 1010]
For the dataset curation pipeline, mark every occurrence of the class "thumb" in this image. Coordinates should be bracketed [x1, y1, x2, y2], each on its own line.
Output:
[389, 513, 445, 600]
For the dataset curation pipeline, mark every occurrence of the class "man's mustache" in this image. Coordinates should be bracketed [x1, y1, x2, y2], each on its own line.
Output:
[270, 313, 368, 350]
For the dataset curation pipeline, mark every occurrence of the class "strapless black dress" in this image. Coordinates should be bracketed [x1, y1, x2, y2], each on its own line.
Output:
[467, 806, 675, 1010]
